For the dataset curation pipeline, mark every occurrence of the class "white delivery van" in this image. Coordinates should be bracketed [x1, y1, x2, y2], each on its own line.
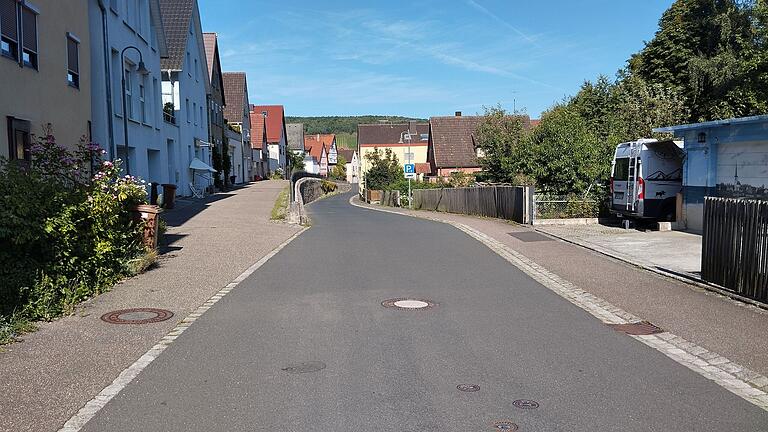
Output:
[610, 139, 684, 221]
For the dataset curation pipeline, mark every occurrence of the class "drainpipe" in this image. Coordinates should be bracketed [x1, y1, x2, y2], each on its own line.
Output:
[97, 0, 116, 160]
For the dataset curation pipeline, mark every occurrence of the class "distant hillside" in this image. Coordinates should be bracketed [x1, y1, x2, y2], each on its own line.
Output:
[285, 116, 427, 135]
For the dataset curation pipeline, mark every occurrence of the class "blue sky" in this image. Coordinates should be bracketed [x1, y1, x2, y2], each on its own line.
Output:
[199, 0, 674, 119]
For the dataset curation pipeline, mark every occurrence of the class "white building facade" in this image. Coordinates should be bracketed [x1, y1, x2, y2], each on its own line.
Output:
[158, 0, 211, 196]
[89, 0, 168, 184]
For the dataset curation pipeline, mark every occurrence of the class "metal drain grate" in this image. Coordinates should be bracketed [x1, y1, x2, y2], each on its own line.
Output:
[381, 298, 437, 310]
[512, 399, 539, 409]
[491, 420, 519, 431]
[457, 384, 480, 392]
[508, 232, 553, 242]
[608, 321, 664, 335]
[101, 308, 174, 324]
[281, 361, 327, 374]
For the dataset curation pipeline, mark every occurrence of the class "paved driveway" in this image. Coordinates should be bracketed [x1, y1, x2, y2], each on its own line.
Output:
[538, 224, 702, 275]
[79, 192, 767, 431]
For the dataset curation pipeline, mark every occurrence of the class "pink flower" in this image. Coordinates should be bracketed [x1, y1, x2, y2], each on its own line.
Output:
[102, 161, 113, 167]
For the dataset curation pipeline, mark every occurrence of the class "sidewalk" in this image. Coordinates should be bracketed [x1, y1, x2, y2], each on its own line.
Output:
[0, 181, 301, 432]
[354, 199, 768, 379]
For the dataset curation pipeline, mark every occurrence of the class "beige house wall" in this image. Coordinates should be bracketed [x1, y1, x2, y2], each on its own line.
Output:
[0, 0, 91, 160]
[359, 143, 428, 189]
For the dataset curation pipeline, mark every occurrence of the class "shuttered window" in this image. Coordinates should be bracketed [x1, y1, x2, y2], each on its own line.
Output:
[20, 5, 36, 68]
[67, 35, 79, 88]
[0, 0, 18, 60]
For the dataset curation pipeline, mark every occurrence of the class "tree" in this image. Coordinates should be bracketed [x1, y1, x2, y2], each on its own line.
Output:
[629, 0, 758, 121]
[287, 150, 304, 175]
[473, 106, 530, 183]
[364, 148, 403, 190]
[331, 155, 347, 180]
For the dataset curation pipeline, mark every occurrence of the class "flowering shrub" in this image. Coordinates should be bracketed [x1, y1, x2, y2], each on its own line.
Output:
[0, 132, 149, 340]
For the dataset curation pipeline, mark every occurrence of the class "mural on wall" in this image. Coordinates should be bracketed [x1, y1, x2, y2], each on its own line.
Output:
[715, 141, 768, 199]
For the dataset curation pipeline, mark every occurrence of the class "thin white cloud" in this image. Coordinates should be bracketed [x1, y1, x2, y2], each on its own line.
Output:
[465, 0, 537, 44]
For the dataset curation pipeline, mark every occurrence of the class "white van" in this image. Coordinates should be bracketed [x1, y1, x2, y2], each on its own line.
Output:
[610, 139, 684, 221]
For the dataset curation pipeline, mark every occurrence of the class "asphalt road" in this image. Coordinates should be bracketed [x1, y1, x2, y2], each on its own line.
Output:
[81, 191, 768, 431]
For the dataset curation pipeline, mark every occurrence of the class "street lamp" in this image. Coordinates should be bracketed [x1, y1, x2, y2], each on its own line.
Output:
[120, 46, 150, 175]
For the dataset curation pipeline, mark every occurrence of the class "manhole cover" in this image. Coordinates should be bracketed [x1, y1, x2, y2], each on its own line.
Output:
[101, 308, 174, 324]
[381, 298, 437, 310]
[457, 384, 480, 392]
[508, 232, 553, 242]
[491, 421, 519, 431]
[282, 361, 327, 374]
[512, 399, 540, 409]
[608, 321, 664, 335]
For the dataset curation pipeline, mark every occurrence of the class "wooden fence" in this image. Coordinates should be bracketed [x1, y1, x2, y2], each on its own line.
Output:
[702, 197, 768, 303]
[413, 186, 532, 223]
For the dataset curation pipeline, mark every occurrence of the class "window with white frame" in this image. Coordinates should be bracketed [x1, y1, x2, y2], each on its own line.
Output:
[125, 67, 134, 119]
[67, 34, 79, 88]
[139, 75, 146, 123]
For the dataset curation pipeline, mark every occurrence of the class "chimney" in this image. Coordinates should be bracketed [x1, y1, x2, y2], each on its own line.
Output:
[455, 111, 462, 117]
[317, 134, 320, 141]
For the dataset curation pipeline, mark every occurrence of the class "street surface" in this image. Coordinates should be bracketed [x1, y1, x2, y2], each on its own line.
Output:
[80, 191, 768, 431]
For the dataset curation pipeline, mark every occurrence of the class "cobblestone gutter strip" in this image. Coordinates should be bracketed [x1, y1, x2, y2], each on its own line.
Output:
[350, 197, 768, 411]
[58, 227, 309, 432]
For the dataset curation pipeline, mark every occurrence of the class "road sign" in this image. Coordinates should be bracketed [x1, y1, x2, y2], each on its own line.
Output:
[404, 163, 416, 179]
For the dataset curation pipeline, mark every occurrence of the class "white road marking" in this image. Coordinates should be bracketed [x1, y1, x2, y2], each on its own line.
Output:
[58, 227, 309, 432]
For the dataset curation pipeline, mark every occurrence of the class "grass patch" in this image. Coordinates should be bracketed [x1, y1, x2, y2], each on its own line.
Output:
[0, 314, 37, 346]
[271, 185, 290, 221]
[126, 249, 159, 276]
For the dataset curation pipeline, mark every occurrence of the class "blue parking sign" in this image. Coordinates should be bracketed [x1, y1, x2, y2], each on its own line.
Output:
[404, 164, 415, 174]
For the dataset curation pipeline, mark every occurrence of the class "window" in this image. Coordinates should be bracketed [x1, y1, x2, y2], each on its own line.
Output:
[111, 50, 121, 114]
[67, 34, 79, 88]
[125, 68, 133, 119]
[152, 78, 158, 126]
[613, 158, 630, 179]
[1, 0, 37, 68]
[7, 117, 31, 162]
[199, 106, 203, 127]
[139, 76, 146, 123]
[186, 98, 190, 123]
[193, 102, 197, 125]
[186, 52, 190, 75]
[0, 0, 18, 61]
[194, 58, 198, 81]
[21, 5, 36, 68]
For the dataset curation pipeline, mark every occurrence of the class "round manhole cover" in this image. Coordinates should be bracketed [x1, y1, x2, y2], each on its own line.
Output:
[491, 421, 519, 431]
[282, 361, 327, 374]
[512, 399, 540, 409]
[457, 384, 480, 392]
[101, 308, 174, 324]
[381, 298, 437, 310]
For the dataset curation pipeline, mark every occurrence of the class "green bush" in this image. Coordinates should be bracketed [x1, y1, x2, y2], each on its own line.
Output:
[0, 133, 147, 341]
[321, 180, 337, 194]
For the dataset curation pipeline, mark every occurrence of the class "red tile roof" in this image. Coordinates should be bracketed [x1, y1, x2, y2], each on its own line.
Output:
[222, 72, 248, 124]
[202, 33, 217, 82]
[415, 163, 431, 174]
[305, 133, 336, 150]
[249, 110, 266, 150]
[251, 105, 285, 143]
[305, 142, 326, 161]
